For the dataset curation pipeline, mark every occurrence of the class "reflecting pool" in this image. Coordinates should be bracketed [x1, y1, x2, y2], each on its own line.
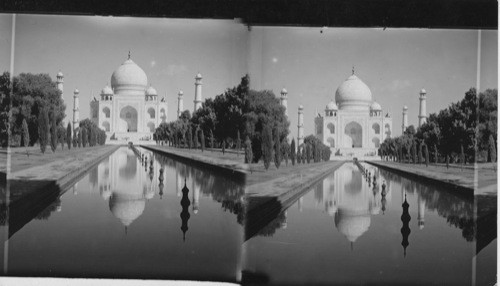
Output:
[0, 147, 244, 281]
[243, 162, 474, 285]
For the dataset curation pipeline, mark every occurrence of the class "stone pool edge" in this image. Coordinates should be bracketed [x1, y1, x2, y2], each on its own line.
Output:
[139, 145, 248, 180]
[366, 160, 474, 195]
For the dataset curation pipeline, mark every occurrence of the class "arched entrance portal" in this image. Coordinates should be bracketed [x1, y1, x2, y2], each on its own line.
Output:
[344, 121, 363, 148]
[120, 106, 138, 132]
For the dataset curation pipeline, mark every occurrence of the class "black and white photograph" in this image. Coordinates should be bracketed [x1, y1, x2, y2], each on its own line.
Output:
[0, 8, 497, 286]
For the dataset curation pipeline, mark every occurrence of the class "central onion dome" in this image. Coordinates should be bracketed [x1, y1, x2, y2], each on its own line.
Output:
[111, 58, 148, 94]
[335, 74, 373, 111]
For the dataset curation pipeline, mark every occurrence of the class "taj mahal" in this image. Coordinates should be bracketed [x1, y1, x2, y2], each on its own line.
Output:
[280, 69, 429, 160]
[58, 52, 204, 144]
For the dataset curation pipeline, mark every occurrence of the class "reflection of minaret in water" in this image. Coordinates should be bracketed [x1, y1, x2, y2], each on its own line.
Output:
[417, 192, 425, 230]
[158, 167, 164, 199]
[280, 211, 288, 229]
[192, 179, 200, 214]
[180, 179, 191, 242]
[72, 182, 78, 195]
[298, 197, 303, 212]
[401, 193, 411, 257]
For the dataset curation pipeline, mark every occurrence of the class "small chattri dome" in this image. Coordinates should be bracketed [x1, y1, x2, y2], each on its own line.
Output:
[74, 88, 79, 94]
[370, 101, 382, 111]
[326, 100, 338, 111]
[146, 85, 158, 96]
[298, 105, 304, 110]
[195, 73, 203, 79]
[57, 71, 64, 77]
[178, 90, 184, 96]
[281, 88, 288, 94]
[403, 105, 408, 110]
[420, 88, 427, 94]
[101, 85, 113, 95]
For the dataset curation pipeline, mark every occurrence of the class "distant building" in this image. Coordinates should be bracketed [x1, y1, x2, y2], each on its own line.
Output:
[89, 53, 168, 142]
[314, 70, 393, 159]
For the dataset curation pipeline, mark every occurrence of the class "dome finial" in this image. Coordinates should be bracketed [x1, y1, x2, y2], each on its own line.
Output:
[352, 66, 355, 75]
[128, 50, 131, 60]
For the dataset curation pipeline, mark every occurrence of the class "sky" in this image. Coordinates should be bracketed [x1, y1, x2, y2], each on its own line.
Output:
[0, 14, 497, 137]
[248, 27, 497, 137]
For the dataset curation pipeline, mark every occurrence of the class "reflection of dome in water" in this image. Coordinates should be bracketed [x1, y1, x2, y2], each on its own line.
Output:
[118, 153, 138, 179]
[334, 209, 371, 242]
[109, 194, 146, 226]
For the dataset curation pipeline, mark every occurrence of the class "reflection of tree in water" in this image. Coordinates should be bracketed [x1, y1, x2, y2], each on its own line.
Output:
[35, 197, 62, 220]
[154, 153, 245, 225]
[89, 166, 98, 188]
[379, 169, 474, 242]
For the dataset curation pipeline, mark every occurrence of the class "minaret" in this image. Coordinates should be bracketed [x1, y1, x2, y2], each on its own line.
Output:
[194, 73, 203, 112]
[56, 71, 64, 93]
[280, 88, 288, 116]
[402, 105, 408, 134]
[73, 88, 80, 130]
[177, 90, 184, 118]
[418, 89, 427, 127]
[298, 105, 304, 147]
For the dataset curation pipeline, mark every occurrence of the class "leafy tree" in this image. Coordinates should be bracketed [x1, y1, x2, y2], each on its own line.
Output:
[262, 124, 273, 170]
[66, 122, 72, 150]
[302, 146, 306, 163]
[82, 127, 87, 147]
[200, 129, 205, 152]
[9, 73, 66, 147]
[274, 128, 281, 169]
[282, 139, 289, 166]
[412, 142, 417, 164]
[488, 134, 496, 163]
[306, 143, 312, 164]
[50, 110, 57, 153]
[434, 144, 438, 164]
[22, 118, 29, 147]
[418, 142, 423, 164]
[0, 72, 10, 147]
[290, 138, 296, 166]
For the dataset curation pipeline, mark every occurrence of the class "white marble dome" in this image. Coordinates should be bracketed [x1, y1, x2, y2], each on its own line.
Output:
[370, 101, 382, 111]
[111, 58, 148, 93]
[335, 74, 373, 111]
[57, 71, 63, 77]
[281, 88, 288, 94]
[326, 100, 338, 111]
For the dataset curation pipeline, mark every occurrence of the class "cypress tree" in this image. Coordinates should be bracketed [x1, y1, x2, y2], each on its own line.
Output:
[77, 129, 82, 148]
[245, 136, 253, 169]
[297, 148, 301, 164]
[434, 144, 438, 164]
[302, 146, 306, 164]
[193, 128, 198, 149]
[262, 124, 273, 170]
[187, 125, 193, 149]
[460, 144, 465, 170]
[50, 111, 57, 153]
[282, 141, 289, 166]
[38, 108, 49, 154]
[412, 142, 417, 164]
[236, 130, 241, 156]
[66, 123, 72, 150]
[306, 143, 311, 164]
[200, 130, 205, 152]
[82, 127, 87, 147]
[22, 118, 30, 148]
[418, 142, 423, 164]
[209, 129, 214, 149]
[488, 134, 496, 163]
[222, 140, 225, 154]
[274, 128, 281, 169]
[290, 138, 296, 166]
[424, 144, 429, 167]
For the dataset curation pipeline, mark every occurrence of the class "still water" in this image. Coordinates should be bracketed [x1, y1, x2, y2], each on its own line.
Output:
[1, 147, 244, 281]
[244, 162, 474, 285]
